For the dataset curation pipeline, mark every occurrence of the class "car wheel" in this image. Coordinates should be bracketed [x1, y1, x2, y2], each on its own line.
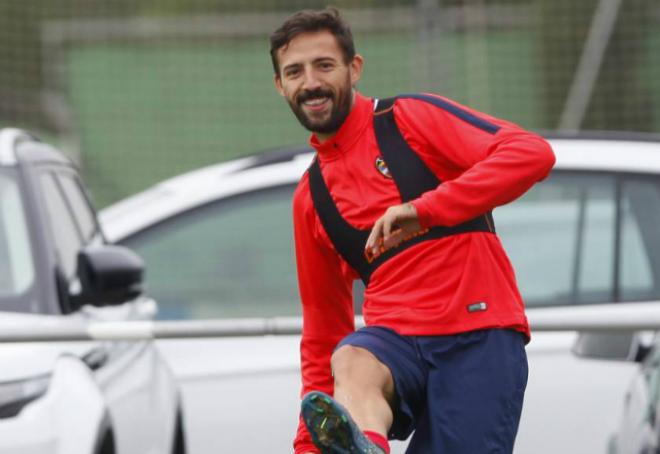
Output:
[172, 409, 186, 454]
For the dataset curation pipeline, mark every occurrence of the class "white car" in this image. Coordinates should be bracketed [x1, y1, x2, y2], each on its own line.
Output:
[101, 135, 660, 454]
[0, 129, 184, 454]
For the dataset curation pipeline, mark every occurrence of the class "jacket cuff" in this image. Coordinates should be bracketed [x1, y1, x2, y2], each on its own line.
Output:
[410, 198, 435, 229]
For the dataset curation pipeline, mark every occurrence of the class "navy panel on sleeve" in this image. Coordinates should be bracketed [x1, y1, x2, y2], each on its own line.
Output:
[398, 93, 501, 135]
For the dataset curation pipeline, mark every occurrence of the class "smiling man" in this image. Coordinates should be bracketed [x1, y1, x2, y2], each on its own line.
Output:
[270, 8, 555, 454]
[274, 23, 359, 140]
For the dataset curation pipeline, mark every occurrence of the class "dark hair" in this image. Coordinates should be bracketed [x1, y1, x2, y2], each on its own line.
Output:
[269, 7, 356, 75]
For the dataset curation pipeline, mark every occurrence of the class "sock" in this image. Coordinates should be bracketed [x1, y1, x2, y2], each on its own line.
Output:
[363, 430, 390, 454]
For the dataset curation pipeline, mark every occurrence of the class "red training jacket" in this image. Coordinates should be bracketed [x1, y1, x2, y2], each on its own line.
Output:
[292, 92, 555, 453]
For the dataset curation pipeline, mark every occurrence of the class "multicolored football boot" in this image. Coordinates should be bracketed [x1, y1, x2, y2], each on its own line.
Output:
[301, 391, 385, 454]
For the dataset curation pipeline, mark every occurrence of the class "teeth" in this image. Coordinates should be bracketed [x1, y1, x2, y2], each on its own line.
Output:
[303, 97, 328, 106]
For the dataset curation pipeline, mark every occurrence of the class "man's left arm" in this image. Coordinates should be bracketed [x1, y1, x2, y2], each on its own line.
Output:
[366, 96, 555, 254]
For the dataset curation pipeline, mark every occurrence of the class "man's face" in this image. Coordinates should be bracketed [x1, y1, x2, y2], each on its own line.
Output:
[274, 30, 363, 139]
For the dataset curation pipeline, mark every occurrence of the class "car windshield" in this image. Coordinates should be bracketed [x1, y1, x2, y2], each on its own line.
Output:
[0, 169, 36, 307]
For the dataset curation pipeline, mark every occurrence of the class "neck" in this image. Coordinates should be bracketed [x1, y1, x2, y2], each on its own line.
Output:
[315, 131, 333, 144]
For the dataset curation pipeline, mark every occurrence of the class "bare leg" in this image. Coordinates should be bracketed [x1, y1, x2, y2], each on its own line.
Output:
[331, 345, 396, 436]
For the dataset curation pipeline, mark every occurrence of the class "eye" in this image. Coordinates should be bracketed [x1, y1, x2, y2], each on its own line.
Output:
[319, 62, 334, 70]
[284, 67, 301, 78]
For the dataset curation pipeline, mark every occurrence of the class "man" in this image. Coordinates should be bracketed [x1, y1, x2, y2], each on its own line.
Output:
[269, 7, 555, 454]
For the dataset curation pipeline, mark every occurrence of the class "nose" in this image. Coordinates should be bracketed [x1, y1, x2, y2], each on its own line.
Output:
[301, 66, 322, 91]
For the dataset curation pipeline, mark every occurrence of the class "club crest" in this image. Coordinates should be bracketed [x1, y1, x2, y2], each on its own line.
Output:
[375, 156, 392, 179]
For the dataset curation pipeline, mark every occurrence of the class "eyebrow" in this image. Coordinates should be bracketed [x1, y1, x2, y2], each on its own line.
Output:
[282, 56, 339, 73]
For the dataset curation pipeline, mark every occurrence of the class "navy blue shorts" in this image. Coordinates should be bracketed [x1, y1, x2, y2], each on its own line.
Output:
[336, 327, 528, 454]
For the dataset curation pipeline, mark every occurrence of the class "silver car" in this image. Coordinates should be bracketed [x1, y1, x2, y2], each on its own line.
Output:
[101, 134, 660, 454]
[0, 129, 184, 454]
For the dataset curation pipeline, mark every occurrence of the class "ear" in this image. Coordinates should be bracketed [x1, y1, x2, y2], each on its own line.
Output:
[274, 74, 285, 97]
[349, 54, 364, 87]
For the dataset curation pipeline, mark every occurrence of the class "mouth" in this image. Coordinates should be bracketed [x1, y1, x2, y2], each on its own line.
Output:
[302, 96, 331, 112]
[297, 90, 333, 114]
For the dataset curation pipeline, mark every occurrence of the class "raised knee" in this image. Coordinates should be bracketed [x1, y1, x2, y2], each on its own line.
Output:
[331, 345, 389, 382]
[331, 345, 365, 377]
[331, 345, 395, 405]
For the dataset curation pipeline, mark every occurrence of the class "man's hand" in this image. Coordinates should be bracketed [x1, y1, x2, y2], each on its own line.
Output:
[365, 203, 423, 260]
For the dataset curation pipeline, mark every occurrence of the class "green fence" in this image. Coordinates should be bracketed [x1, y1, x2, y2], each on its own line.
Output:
[1, 1, 659, 207]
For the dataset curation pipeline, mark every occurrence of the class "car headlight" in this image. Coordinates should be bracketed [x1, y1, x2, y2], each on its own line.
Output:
[0, 374, 50, 419]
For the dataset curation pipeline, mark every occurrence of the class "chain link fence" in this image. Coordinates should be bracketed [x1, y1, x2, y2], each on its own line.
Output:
[1, 0, 658, 206]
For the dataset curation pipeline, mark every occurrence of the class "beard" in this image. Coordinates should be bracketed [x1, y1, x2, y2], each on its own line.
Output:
[287, 76, 353, 135]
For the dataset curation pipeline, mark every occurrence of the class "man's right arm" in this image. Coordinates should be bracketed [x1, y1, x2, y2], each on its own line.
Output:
[292, 174, 356, 454]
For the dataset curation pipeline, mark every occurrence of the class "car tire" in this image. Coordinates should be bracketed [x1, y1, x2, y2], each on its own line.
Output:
[172, 409, 186, 454]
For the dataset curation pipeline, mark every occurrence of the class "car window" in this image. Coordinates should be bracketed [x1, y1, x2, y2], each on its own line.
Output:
[121, 170, 660, 319]
[620, 178, 660, 301]
[121, 185, 300, 319]
[0, 170, 36, 305]
[498, 171, 660, 307]
[40, 172, 84, 279]
[57, 173, 98, 243]
[497, 172, 617, 307]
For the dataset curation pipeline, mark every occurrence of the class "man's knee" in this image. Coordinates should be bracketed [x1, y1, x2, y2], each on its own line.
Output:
[331, 345, 393, 395]
[332, 345, 374, 375]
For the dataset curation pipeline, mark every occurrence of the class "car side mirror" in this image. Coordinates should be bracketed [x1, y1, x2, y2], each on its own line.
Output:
[73, 245, 145, 307]
[572, 331, 652, 362]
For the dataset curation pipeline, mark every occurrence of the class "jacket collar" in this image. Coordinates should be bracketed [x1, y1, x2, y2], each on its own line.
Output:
[309, 92, 373, 161]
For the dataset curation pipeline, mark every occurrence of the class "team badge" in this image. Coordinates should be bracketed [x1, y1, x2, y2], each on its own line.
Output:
[375, 156, 392, 179]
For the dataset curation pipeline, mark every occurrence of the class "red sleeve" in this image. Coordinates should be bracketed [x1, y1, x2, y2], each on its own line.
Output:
[394, 95, 556, 228]
[292, 173, 356, 454]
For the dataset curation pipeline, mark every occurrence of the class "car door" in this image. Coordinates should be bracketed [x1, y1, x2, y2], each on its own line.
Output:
[36, 163, 178, 454]
[501, 170, 660, 454]
[118, 183, 303, 453]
